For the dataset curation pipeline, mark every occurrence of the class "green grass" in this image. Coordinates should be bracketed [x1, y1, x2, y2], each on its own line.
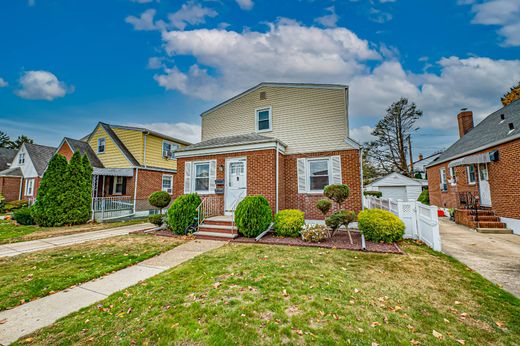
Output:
[17, 242, 520, 345]
[0, 235, 183, 311]
[0, 219, 146, 244]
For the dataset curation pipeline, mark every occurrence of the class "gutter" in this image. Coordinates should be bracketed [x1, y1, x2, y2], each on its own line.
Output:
[275, 142, 279, 213]
[133, 167, 139, 213]
[143, 132, 148, 167]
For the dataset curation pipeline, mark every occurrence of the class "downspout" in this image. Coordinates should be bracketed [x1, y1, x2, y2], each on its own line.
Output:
[133, 168, 139, 213]
[143, 133, 148, 167]
[275, 141, 279, 213]
[360, 148, 364, 210]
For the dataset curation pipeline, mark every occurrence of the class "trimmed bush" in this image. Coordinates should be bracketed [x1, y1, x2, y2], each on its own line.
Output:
[417, 189, 430, 205]
[149, 191, 171, 211]
[4, 200, 28, 212]
[167, 193, 201, 235]
[235, 195, 272, 238]
[363, 191, 382, 198]
[316, 199, 332, 216]
[325, 210, 356, 232]
[0, 194, 5, 213]
[13, 207, 35, 225]
[274, 209, 305, 237]
[324, 184, 350, 206]
[301, 224, 328, 243]
[148, 214, 164, 226]
[358, 209, 405, 243]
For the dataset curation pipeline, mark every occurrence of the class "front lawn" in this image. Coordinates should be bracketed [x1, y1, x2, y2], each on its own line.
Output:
[0, 219, 146, 244]
[0, 235, 183, 311]
[18, 242, 520, 345]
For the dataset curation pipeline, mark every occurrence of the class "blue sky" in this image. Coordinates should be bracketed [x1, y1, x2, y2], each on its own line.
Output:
[1, 0, 519, 157]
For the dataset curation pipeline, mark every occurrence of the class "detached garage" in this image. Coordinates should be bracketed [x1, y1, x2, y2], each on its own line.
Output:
[365, 172, 427, 201]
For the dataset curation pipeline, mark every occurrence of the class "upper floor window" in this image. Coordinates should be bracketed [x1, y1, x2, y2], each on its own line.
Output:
[467, 165, 476, 184]
[162, 175, 173, 194]
[256, 107, 272, 132]
[162, 141, 179, 159]
[97, 138, 106, 153]
[440, 168, 447, 192]
[18, 153, 25, 165]
[449, 166, 457, 185]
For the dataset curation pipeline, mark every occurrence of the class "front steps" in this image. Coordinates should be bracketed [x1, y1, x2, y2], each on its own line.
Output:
[455, 209, 513, 234]
[194, 216, 238, 240]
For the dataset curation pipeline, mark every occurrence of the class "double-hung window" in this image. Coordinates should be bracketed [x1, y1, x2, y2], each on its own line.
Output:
[256, 107, 272, 132]
[440, 168, 447, 192]
[467, 165, 476, 184]
[449, 166, 457, 185]
[162, 141, 179, 159]
[162, 175, 173, 194]
[18, 153, 25, 165]
[308, 159, 330, 192]
[97, 138, 106, 153]
[25, 179, 34, 196]
[113, 176, 124, 195]
[194, 162, 210, 193]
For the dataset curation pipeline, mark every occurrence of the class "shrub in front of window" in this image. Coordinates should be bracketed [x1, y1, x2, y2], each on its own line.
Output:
[417, 189, 429, 205]
[324, 184, 350, 207]
[167, 193, 201, 235]
[325, 210, 356, 233]
[301, 224, 328, 243]
[13, 207, 35, 225]
[274, 209, 305, 237]
[149, 191, 171, 212]
[358, 209, 405, 243]
[316, 199, 332, 217]
[234, 195, 272, 238]
[148, 214, 164, 226]
[363, 191, 382, 198]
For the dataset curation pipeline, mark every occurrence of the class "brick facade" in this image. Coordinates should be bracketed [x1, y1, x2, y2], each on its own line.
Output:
[57, 141, 74, 160]
[174, 148, 362, 219]
[0, 176, 22, 201]
[427, 138, 520, 219]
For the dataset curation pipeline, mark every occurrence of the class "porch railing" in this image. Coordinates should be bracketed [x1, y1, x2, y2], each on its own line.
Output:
[92, 196, 134, 221]
[196, 195, 222, 228]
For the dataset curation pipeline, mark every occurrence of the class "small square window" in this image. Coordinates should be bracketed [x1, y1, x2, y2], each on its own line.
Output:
[256, 107, 272, 132]
[162, 175, 173, 194]
[18, 153, 25, 165]
[97, 138, 106, 153]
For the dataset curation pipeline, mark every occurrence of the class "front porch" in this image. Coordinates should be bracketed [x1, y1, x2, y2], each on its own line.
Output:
[91, 168, 135, 222]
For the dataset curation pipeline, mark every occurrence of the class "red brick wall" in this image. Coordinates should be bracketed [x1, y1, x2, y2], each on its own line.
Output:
[0, 176, 22, 201]
[427, 138, 520, 219]
[21, 177, 41, 200]
[136, 169, 176, 211]
[57, 142, 74, 161]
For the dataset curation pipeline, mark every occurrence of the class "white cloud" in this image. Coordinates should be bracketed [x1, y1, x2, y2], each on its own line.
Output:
[168, 1, 218, 30]
[125, 9, 163, 31]
[350, 126, 376, 143]
[0, 78, 8, 88]
[314, 6, 338, 28]
[236, 0, 254, 11]
[28, 0, 35, 6]
[15, 71, 71, 101]
[131, 0, 158, 3]
[369, 7, 393, 23]
[147, 56, 164, 69]
[126, 122, 201, 143]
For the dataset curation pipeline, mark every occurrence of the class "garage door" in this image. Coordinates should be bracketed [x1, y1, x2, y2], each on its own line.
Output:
[379, 186, 408, 201]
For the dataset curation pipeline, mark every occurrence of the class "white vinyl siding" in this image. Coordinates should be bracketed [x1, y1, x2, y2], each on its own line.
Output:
[297, 156, 342, 194]
[183, 160, 217, 194]
[162, 175, 173, 194]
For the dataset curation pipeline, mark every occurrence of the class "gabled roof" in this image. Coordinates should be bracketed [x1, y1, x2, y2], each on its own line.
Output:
[366, 172, 424, 188]
[98, 123, 141, 166]
[428, 99, 520, 167]
[201, 82, 348, 116]
[109, 124, 192, 146]
[0, 148, 17, 171]
[62, 138, 104, 168]
[179, 133, 287, 152]
[24, 143, 57, 176]
[0, 166, 23, 177]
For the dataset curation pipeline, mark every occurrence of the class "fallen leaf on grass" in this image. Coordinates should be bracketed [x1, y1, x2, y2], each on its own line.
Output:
[370, 321, 381, 327]
[456, 340, 465, 345]
[443, 318, 450, 323]
[213, 282, 221, 289]
[432, 330, 443, 339]
[371, 343, 379, 346]
[282, 289, 289, 297]
[410, 339, 420, 345]
[357, 328, 364, 332]
[495, 321, 505, 328]
[354, 288, 360, 293]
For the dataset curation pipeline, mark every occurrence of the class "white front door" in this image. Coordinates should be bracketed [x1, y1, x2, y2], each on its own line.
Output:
[225, 158, 247, 215]
[479, 164, 492, 207]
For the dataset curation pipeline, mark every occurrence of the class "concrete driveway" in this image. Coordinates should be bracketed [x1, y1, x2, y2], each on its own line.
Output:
[440, 218, 520, 298]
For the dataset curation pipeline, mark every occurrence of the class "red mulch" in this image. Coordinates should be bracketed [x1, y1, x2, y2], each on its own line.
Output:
[232, 230, 403, 254]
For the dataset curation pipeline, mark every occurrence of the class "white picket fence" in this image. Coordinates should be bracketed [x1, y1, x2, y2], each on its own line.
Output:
[364, 196, 441, 251]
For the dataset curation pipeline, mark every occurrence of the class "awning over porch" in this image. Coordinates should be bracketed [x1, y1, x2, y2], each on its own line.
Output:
[448, 153, 491, 168]
[92, 167, 134, 177]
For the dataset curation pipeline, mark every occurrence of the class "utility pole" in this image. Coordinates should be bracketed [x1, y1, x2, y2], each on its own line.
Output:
[408, 135, 414, 175]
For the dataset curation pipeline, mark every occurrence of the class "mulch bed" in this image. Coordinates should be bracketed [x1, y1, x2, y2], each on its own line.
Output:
[232, 230, 403, 254]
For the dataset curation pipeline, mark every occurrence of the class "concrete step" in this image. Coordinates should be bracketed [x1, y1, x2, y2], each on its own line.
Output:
[198, 224, 237, 234]
[203, 219, 234, 226]
[475, 221, 508, 228]
[476, 228, 513, 234]
[193, 231, 238, 239]
[470, 215, 501, 222]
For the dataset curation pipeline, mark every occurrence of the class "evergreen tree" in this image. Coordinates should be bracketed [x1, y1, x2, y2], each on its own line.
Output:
[61, 151, 90, 224]
[82, 154, 93, 220]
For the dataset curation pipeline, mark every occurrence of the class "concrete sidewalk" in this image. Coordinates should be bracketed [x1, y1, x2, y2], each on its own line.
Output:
[0, 239, 225, 345]
[440, 218, 520, 298]
[0, 223, 154, 258]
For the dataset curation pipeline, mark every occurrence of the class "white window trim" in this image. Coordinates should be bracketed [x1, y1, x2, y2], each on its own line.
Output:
[25, 179, 34, 196]
[449, 166, 457, 186]
[440, 168, 447, 192]
[467, 165, 476, 185]
[162, 140, 179, 160]
[255, 106, 272, 133]
[306, 157, 332, 194]
[18, 153, 25, 165]
[162, 174, 173, 194]
[97, 138, 106, 154]
[113, 176, 124, 195]
[192, 161, 211, 195]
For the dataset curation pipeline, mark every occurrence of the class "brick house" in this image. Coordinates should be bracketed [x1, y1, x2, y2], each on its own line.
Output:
[0, 143, 56, 202]
[55, 123, 190, 220]
[426, 99, 520, 234]
[174, 82, 362, 238]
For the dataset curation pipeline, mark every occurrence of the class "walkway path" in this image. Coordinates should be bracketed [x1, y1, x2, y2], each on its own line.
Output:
[440, 218, 520, 298]
[0, 239, 225, 345]
[0, 223, 154, 258]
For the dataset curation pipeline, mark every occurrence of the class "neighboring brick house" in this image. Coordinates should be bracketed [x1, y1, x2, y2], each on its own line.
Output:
[0, 143, 56, 202]
[426, 100, 520, 234]
[55, 123, 190, 220]
[0, 148, 17, 201]
[174, 82, 362, 238]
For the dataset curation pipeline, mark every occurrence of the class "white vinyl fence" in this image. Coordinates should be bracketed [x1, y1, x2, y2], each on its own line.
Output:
[364, 196, 441, 251]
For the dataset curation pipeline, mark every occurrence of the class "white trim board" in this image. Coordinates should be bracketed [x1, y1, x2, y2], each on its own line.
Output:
[175, 141, 286, 158]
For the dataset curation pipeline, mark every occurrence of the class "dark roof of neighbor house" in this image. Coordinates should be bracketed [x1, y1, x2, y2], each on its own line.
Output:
[0, 166, 23, 177]
[64, 138, 104, 168]
[0, 148, 17, 171]
[179, 133, 287, 152]
[25, 143, 57, 176]
[428, 99, 520, 167]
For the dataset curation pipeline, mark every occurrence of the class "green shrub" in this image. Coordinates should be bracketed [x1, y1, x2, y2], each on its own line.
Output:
[300, 224, 328, 243]
[4, 200, 28, 212]
[316, 199, 332, 216]
[325, 210, 356, 231]
[363, 191, 382, 198]
[13, 207, 35, 225]
[417, 189, 430, 205]
[358, 209, 405, 243]
[167, 193, 201, 235]
[0, 193, 5, 213]
[324, 184, 350, 206]
[235, 195, 272, 238]
[148, 214, 164, 226]
[148, 191, 171, 211]
[274, 209, 304, 237]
